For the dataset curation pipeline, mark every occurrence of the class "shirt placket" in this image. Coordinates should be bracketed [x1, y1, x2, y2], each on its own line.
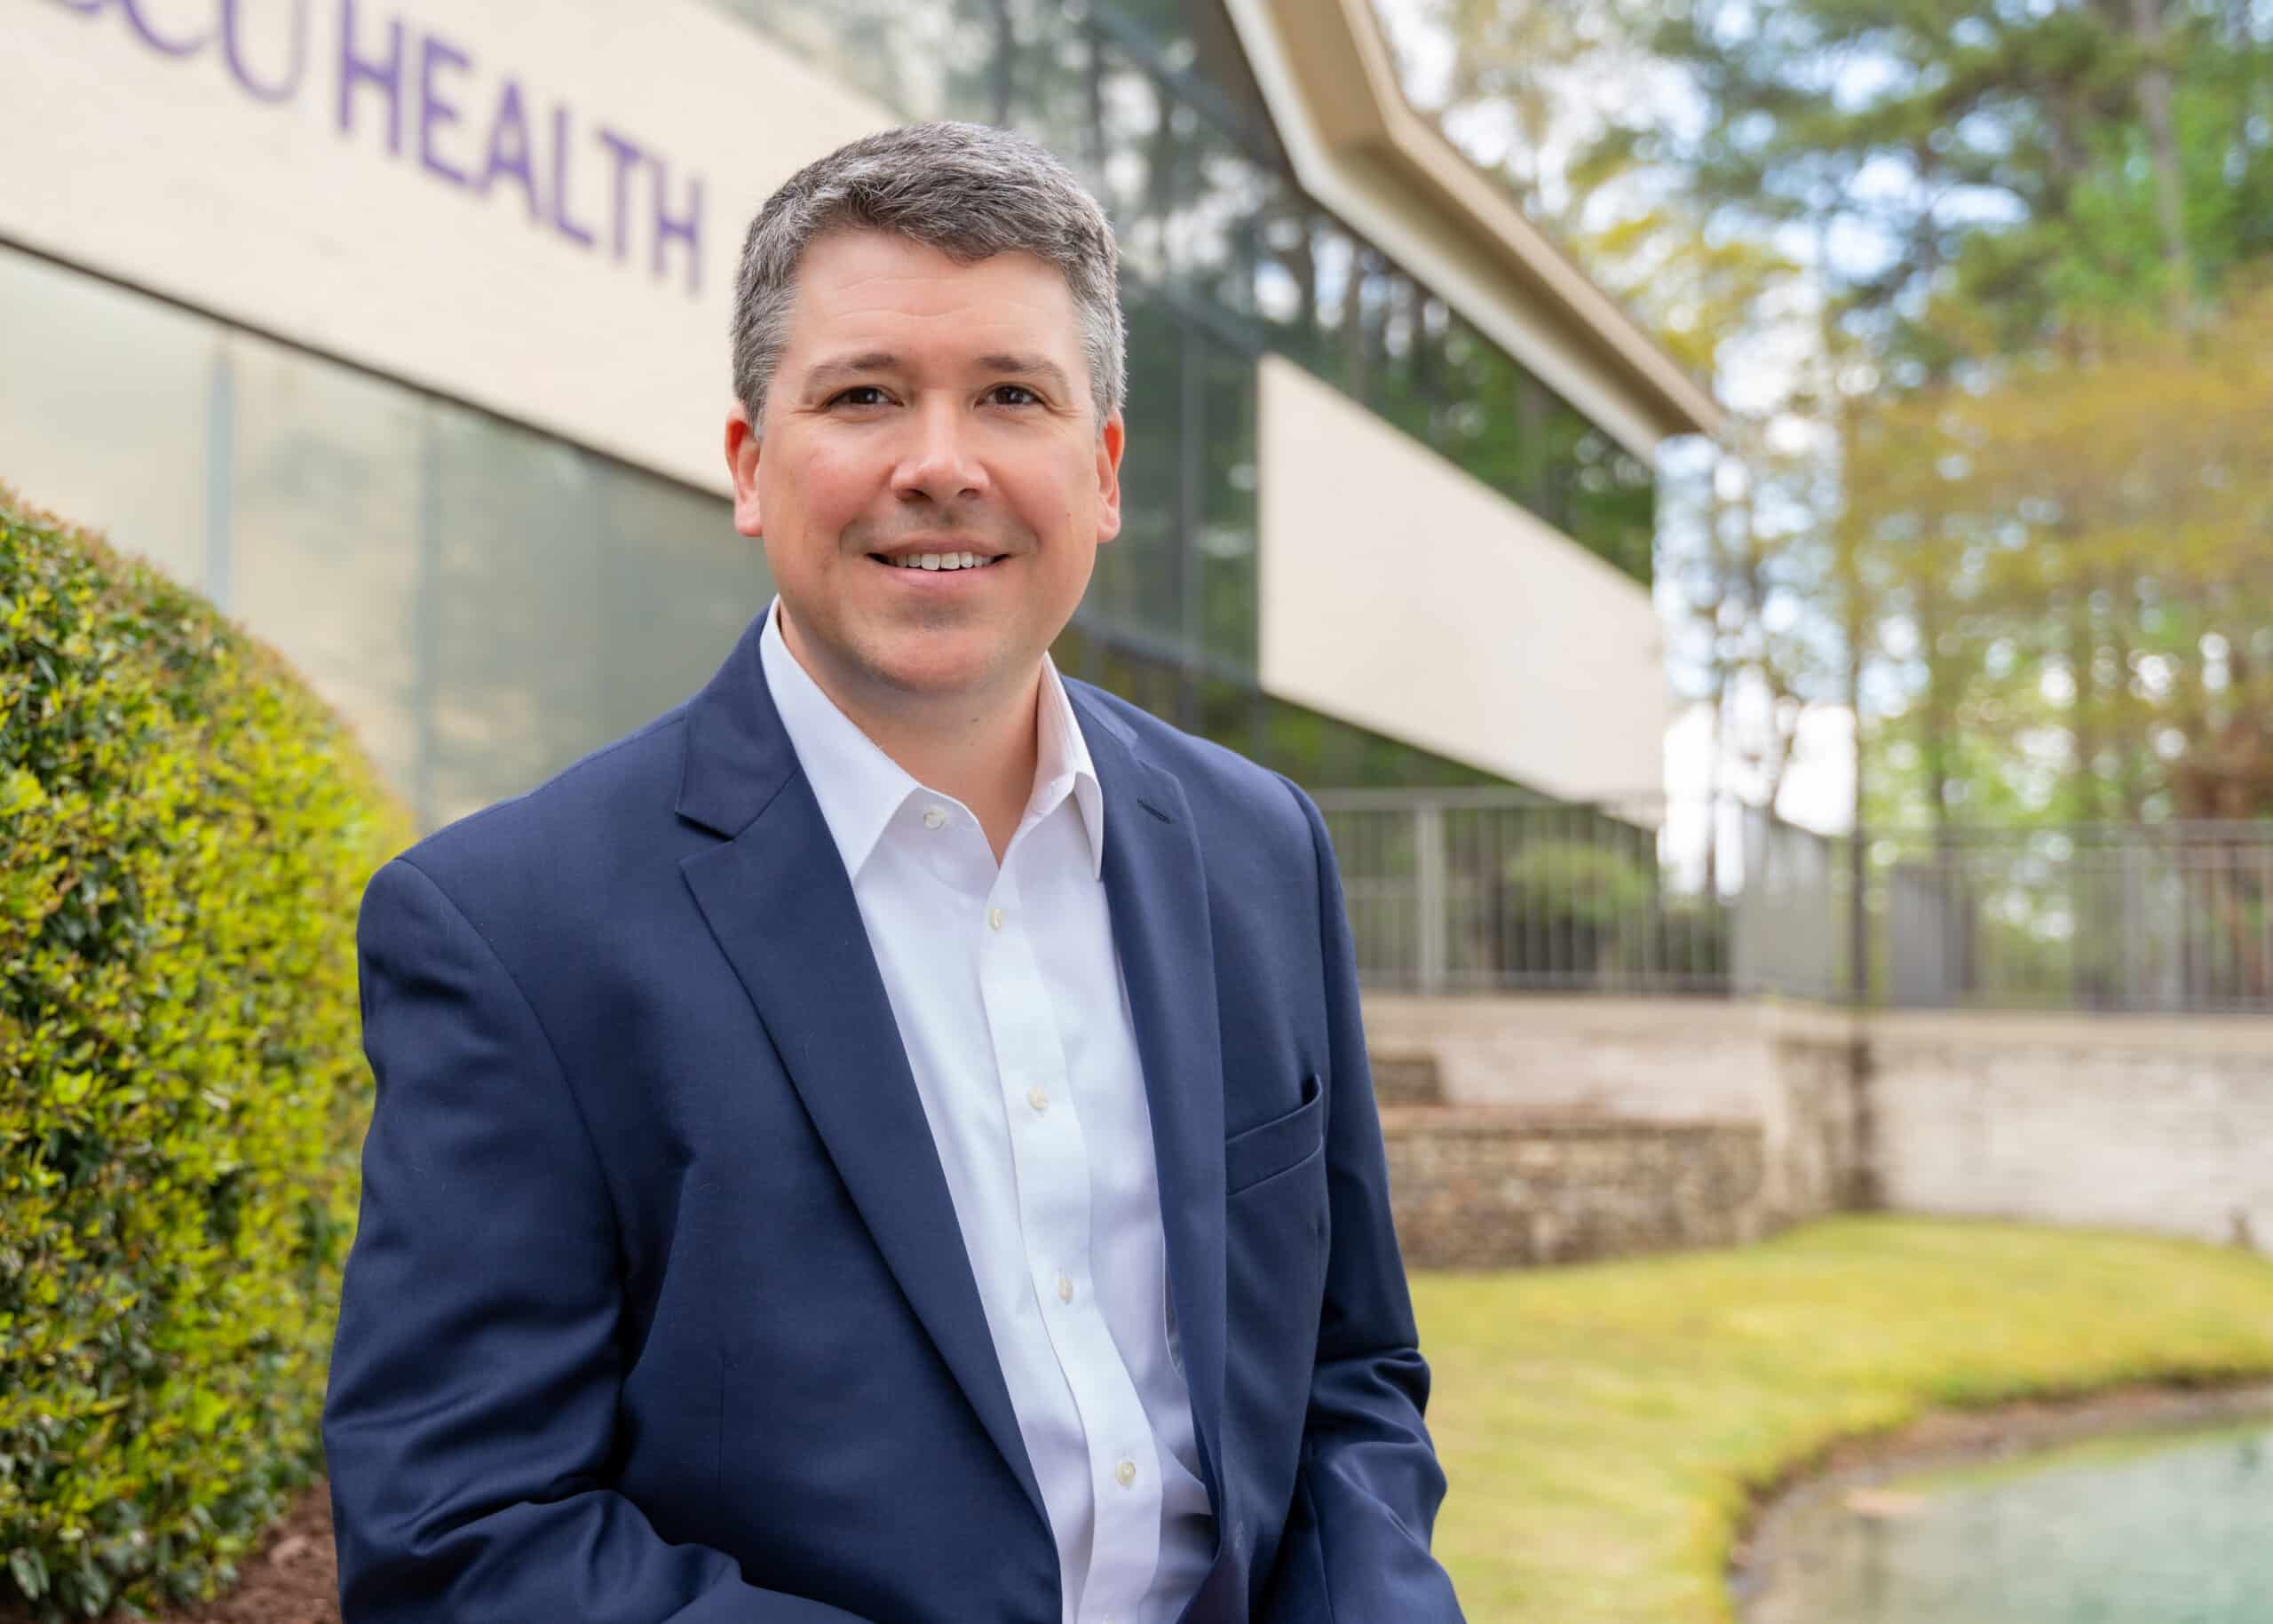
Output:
[980, 842, 1164, 1624]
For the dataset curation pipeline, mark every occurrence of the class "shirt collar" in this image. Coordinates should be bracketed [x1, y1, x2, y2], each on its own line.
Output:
[757, 597, 1105, 881]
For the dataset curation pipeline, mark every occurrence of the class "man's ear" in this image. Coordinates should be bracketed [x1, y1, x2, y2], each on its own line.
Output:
[725, 399, 764, 537]
[1095, 410, 1125, 545]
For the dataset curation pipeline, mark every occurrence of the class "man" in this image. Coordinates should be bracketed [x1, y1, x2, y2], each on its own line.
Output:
[324, 121, 1463, 1623]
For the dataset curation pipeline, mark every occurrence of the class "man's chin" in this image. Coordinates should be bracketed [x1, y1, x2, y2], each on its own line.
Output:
[861, 639, 1029, 707]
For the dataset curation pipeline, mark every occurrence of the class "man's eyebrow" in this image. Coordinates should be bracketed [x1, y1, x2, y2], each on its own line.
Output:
[799, 353, 900, 392]
[975, 353, 1075, 394]
[798, 352, 1074, 396]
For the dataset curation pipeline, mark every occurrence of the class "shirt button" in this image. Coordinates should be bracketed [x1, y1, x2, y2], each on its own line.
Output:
[1056, 1272, 1073, 1303]
[1114, 1458, 1136, 1489]
[922, 804, 947, 829]
[1026, 1086, 1049, 1114]
[987, 906, 1005, 931]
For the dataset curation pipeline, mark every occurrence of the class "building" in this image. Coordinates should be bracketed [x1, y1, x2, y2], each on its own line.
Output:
[4, 0, 1719, 831]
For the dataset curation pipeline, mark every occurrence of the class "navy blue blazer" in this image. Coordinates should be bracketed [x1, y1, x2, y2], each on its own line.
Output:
[323, 613, 1463, 1622]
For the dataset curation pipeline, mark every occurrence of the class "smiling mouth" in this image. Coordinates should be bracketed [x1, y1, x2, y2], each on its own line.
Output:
[867, 549, 1005, 572]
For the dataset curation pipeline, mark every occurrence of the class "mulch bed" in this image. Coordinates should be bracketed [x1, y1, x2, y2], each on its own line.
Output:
[1753, 1377, 2273, 1493]
[1, 1485, 341, 1624]
[154, 1484, 340, 1624]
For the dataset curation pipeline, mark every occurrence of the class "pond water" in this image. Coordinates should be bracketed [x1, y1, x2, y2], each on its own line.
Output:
[1739, 1417, 2273, 1623]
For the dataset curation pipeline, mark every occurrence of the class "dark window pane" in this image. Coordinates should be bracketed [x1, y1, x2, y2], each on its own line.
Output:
[0, 244, 218, 590]
[1196, 337, 1256, 671]
[230, 332, 425, 800]
[593, 471, 770, 742]
[1099, 289, 1188, 646]
[424, 407, 610, 826]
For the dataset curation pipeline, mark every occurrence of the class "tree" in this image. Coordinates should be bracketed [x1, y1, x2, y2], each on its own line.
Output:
[1573, 0, 2273, 831]
[1847, 283, 2273, 822]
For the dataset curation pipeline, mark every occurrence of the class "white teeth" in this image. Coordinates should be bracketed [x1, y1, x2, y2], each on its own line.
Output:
[884, 551, 994, 569]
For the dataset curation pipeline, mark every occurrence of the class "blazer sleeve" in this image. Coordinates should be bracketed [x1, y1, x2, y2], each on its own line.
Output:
[323, 857, 872, 1624]
[1261, 785, 1467, 1621]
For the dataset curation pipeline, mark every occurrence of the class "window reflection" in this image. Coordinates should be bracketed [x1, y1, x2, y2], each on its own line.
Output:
[423, 409, 610, 828]
[0, 249, 219, 591]
[230, 331, 424, 796]
[1195, 318, 1256, 670]
[420, 406, 764, 827]
[592, 469, 772, 743]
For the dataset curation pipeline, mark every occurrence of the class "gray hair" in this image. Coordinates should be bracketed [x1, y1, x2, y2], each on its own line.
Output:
[731, 122, 1126, 435]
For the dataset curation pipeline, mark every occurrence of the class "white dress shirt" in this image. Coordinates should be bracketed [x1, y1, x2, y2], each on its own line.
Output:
[758, 601, 1215, 1624]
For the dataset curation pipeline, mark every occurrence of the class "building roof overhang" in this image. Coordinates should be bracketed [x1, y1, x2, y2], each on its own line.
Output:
[1224, 0, 1725, 451]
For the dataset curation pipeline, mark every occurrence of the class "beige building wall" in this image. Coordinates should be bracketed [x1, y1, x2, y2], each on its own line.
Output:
[5, 0, 893, 498]
[1255, 354, 1669, 799]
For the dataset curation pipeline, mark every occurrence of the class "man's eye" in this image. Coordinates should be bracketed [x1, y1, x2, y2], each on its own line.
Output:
[986, 384, 1042, 407]
[830, 385, 891, 408]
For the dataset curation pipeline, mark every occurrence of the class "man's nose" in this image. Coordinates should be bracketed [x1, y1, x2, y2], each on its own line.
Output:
[891, 398, 988, 506]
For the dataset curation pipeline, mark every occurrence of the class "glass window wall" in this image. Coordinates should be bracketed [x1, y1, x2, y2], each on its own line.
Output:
[1, 243, 768, 835]
[1073, 283, 1260, 677]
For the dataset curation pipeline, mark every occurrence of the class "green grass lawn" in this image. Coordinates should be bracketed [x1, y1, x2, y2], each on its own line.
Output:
[1411, 1216, 2273, 1623]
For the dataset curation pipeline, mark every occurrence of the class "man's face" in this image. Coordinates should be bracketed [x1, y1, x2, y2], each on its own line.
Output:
[725, 229, 1123, 717]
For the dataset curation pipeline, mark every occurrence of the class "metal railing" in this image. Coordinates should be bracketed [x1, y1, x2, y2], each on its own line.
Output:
[1878, 823, 2273, 1014]
[1315, 790, 2273, 1014]
[1314, 791, 1794, 997]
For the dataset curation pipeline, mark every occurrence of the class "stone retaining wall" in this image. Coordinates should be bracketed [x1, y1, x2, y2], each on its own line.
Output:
[1366, 994, 2273, 1258]
[1364, 994, 1870, 1229]
[1379, 1108, 1770, 1270]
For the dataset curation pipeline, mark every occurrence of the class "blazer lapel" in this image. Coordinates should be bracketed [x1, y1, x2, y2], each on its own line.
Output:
[674, 619, 1047, 1529]
[1073, 687, 1230, 1509]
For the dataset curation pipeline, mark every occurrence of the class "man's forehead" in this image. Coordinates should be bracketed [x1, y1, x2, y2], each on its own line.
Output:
[782, 236, 1083, 367]
[790, 231, 1073, 316]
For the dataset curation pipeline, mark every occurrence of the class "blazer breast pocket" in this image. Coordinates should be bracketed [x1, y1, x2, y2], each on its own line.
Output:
[1224, 1073, 1325, 1195]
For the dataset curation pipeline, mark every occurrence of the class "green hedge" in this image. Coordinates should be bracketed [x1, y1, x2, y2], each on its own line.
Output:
[0, 486, 408, 1620]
